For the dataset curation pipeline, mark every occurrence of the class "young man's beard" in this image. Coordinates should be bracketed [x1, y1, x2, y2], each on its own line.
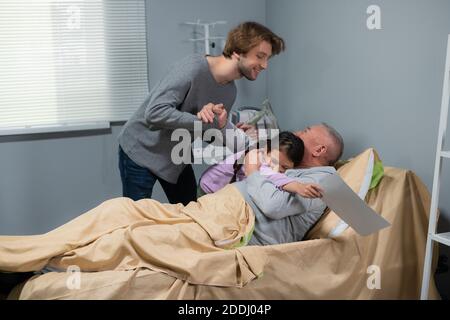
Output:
[237, 61, 257, 81]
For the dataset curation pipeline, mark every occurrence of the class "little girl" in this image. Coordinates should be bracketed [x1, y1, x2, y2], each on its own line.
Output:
[199, 131, 323, 199]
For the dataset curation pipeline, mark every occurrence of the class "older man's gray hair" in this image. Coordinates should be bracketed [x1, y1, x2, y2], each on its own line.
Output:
[320, 122, 344, 165]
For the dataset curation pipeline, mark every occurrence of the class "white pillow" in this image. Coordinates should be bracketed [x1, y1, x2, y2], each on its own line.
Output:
[328, 150, 375, 238]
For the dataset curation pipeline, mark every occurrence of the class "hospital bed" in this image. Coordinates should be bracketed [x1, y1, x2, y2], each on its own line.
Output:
[6, 148, 441, 299]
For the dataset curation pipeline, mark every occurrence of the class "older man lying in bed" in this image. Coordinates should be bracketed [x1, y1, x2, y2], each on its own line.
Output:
[239, 124, 343, 245]
[0, 122, 343, 295]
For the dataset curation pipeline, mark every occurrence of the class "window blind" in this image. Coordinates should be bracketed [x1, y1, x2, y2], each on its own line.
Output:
[0, 0, 149, 135]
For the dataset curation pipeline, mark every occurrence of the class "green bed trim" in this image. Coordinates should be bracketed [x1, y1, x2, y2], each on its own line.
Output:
[370, 160, 384, 190]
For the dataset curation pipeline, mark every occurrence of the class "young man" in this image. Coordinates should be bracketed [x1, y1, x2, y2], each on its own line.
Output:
[118, 21, 285, 205]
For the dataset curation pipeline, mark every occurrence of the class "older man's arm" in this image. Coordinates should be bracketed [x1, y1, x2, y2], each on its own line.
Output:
[245, 171, 328, 220]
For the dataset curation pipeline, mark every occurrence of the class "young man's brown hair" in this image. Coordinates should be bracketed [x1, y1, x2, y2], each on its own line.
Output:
[223, 21, 285, 58]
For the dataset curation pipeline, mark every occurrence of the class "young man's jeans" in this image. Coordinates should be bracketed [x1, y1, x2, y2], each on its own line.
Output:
[118, 146, 197, 205]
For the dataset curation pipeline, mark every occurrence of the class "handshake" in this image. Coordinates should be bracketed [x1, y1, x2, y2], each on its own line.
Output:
[196, 103, 257, 137]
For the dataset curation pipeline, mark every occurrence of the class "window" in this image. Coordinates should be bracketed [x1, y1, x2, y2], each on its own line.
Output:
[0, 0, 149, 135]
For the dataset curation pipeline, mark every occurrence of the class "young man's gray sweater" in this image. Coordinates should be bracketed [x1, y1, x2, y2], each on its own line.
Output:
[118, 54, 237, 183]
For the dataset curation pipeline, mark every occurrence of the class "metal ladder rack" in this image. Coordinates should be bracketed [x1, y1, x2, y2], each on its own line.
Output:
[421, 34, 450, 299]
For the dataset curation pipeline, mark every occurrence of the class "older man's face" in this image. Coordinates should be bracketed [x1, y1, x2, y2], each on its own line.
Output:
[294, 125, 329, 166]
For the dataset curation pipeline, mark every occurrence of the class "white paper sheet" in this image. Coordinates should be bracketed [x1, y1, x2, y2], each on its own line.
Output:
[321, 173, 391, 236]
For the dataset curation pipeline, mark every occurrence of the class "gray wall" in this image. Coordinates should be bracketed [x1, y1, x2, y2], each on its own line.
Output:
[266, 0, 450, 297]
[0, 0, 267, 235]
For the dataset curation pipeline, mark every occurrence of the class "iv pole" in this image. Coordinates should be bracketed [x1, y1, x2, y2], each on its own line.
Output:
[183, 20, 227, 55]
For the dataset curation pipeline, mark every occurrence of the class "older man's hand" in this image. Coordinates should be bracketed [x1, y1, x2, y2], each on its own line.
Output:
[236, 122, 258, 141]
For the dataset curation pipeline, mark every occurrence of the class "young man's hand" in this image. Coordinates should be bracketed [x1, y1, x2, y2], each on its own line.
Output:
[197, 103, 227, 128]
[197, 103, 217, 123]
[212, 104, 227, 129]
